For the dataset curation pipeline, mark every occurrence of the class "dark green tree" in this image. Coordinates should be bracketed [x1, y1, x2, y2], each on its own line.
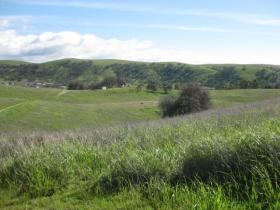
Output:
[162, 82, 173, 94]
[146, 80, 158, 92]
[159, 84, 211, 117]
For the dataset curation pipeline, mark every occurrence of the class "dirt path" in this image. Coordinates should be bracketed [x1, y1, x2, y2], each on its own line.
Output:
[0, 102, 26, 113]
[57, 89, 68, 97]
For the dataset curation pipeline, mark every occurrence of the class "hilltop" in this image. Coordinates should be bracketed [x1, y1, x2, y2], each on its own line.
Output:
[1, 59, 280, 89]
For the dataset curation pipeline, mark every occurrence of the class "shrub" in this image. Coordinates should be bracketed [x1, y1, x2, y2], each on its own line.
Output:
[89, 76, 127, 90]
[67, 80, 86, 90]
[147, 80, 158, 92]
[159, 84, 211, 117]
[162, 82, 173, 94]
[88, 82, 102, 90]
[159, 96, 178, 117]
[174, 84, 180, 90]
[136, 83, 143, 92]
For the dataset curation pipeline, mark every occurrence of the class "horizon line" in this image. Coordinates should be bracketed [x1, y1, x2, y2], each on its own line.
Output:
[1, 58, 279, 66]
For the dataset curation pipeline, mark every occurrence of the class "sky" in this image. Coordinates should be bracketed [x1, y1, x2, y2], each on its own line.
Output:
[0, 0, 280, 64]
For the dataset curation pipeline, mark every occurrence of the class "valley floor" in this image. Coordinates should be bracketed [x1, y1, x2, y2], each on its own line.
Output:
[0, 87, 280, 209]
[0, 85, 280, 132]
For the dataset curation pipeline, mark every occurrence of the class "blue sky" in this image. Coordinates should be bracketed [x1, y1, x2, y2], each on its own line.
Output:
[0, 0, 280, 63]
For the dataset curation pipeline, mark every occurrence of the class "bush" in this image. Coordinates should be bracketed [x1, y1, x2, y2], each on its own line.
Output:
[89, 76, 127, 90]
[88, 82, 102, 90]
[67, 81, 86, 90]
[174, 84, 180, 90]
[159, 84, 211, 117]
[162, 82, 173, 94]
[147, 80, 158, 92]
[159, 96, 178, 117]
[136, 83, 143, 92]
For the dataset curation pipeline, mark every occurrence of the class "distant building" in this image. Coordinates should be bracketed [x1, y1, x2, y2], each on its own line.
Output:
[27, 81, 66, 89]
[7, 81, 15, 86]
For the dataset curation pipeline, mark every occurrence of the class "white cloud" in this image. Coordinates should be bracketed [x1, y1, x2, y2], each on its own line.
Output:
[0, 15, 242, 34]
[0, 30, 279, 64]
[116, 24, 236, 33]
[249, 19, 280, 26]
[0, 19, 10, 28]
[0, 30, 197, 63]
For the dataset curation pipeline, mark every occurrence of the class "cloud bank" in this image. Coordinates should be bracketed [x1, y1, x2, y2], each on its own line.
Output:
[0, 29, 199, 63]
[0, 19, 10, 28]
[0, 29, 279, 64]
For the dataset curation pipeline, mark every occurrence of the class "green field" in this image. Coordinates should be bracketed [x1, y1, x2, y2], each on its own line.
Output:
[0, 95, 280, 209]
[1, 86, 280, 209]
[0, 85, 280, 133]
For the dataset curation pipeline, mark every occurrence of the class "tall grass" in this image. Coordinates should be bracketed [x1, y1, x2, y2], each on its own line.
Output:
[1, 98, 280, 209]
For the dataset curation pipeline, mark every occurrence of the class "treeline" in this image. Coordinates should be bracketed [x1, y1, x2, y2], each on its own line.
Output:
[67, 76, 175, 93]
[1, 59, 280, 89]
[67, 76, 127, 90]
[207, 66, 280, 89]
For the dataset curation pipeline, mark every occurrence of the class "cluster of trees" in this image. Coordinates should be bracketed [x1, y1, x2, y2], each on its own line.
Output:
[135, 80, 174, 93]
[159, 84, 211, 117]
[52, 65, 280, 91]
[2, 60, 280, 90]
[67, 81, 87, 90]
[68, 76, 177, 93]
[206, 67, 241, 89]
[206, 66, 280, 89]
[89, 76, 126, 90]
[255, 69, 280, 88]
[67, 76, 127, 90]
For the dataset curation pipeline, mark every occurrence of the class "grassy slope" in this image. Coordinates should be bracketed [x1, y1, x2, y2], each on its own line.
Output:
[0, 86, 160, 132]
[0, 60, 29, 65]
[1, 98, 280, 209]
[41, 58, 136, 66]
[1, 85, 280, 132]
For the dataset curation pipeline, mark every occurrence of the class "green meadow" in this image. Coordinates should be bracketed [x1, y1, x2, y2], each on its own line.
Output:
[1, 86, 280, 209]
[0, 85, 280, 132]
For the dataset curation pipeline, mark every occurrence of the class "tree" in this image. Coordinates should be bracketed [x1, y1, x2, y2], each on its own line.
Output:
[250, 79, 259, 88]
[136, 83, 143, 92]
[89, 76, 127, 90]
[174, 83, 180, 90]
[162, 82, 173, 94]
[159, 95, 177, 117]
[207, 66, 241, 89]
[159, 84, 211, 117]
[146, 80, 158, 92]
[67, 80, 86, 90]
[102, 76, 117, 88]
[239, 80, 250, 89]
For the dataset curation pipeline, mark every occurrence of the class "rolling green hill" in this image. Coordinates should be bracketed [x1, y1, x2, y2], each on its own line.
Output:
[1, 59, 280, 88]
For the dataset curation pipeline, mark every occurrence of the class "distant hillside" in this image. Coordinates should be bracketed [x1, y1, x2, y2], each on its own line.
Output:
[1, 59, 280, 88]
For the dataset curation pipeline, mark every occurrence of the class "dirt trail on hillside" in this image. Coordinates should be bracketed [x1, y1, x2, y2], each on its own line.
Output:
[57, 89, 68, 97]
[0, 102, 26, 113]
